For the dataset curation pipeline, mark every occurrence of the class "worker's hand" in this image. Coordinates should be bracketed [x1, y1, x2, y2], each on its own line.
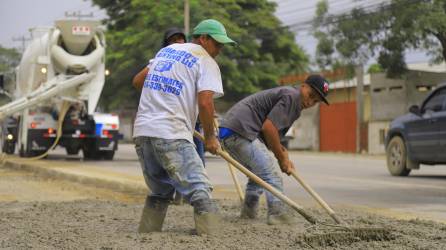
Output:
[204, 135, 221, 155]
[279, 158, 295, 175]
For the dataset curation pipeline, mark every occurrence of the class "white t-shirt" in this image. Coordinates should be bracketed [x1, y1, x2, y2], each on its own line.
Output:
[133, 43, 224, 143]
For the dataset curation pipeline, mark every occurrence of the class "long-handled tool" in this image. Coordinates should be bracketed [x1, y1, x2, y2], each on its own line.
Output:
[290, 169, 343, 224]
[227, 162, 244, 203]
[194, 131, 391, 246]
[194, 131, 317, 224]
[212, 119, 244, 203]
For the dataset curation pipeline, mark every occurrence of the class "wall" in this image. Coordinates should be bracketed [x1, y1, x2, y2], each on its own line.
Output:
[368, 121, 390, 154]
[368, 70, 446, 154]
[320, 102, 357, 153]
[288, 104, 319, 150]
[405, 70, 446, 108]
[287, 82, 371, 152]
[370, 71, 446, 122]
[326, 85, 371, 122]
[370, 73, 407, 121]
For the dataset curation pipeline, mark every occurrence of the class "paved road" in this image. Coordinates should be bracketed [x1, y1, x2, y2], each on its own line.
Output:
[45, 144, 446, 222]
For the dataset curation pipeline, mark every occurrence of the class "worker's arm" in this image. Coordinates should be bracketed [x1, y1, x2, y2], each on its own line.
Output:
[132, 67, 149, 91]
[261, 119, 294, 175]
[198, 90, 220, 154]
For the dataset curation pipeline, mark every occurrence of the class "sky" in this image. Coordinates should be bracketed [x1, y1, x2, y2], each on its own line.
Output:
[0, 0, 430, 67]
[0, 0, 106, 49]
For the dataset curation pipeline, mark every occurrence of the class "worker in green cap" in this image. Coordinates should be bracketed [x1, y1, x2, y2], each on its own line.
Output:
[134, 19, 235, 235]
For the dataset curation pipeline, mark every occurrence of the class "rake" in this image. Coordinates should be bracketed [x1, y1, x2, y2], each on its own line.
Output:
[193, 131, 392, 245]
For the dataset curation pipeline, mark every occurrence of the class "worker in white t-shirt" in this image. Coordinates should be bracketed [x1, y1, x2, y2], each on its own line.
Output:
[132, 27, 202, 205]
[133, 19, 236, 235]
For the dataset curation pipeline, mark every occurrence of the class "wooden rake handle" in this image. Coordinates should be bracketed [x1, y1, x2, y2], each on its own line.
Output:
[194, 131, 317, 224]
[227, 162, 245, 203]
[290, 169, 343, 224]
[212, 118, 244, 203]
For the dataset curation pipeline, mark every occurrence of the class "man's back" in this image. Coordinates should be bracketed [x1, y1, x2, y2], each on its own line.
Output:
[133, 43, 223, 143]
[221, 86, 301, 141]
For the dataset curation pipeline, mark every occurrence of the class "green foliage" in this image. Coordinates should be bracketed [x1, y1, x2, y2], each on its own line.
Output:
[313, 0, 446, 78]
[367, 63, 384, 74]
[92, 0, 308, 111]
[0, 46, 21, 73]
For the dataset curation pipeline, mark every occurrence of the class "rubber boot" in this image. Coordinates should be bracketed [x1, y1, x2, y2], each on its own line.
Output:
[138, 196, 169, 233]
[267, 201, 297, 225]
[240, 195, 259, 219]
[192, 199, 220, 235]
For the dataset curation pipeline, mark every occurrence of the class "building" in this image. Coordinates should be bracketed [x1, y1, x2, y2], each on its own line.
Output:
[287, 63, 446, 154]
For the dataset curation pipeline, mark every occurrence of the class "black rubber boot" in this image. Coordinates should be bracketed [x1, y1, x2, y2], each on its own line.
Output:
[138, 196, 169, 233]
[192, 199, 220, 235]
[267, 201, 297, 225]
[240, 195, 259, 219]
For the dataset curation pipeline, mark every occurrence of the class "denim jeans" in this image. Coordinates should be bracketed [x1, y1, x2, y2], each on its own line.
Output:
[221, 134, 284, 208]
[193, 122, 205, 166]
[134, 136, 213, 204]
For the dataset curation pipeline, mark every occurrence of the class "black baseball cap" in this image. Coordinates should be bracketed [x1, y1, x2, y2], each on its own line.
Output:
[305, 74, 330, 105]
[162, 27, 186, 47]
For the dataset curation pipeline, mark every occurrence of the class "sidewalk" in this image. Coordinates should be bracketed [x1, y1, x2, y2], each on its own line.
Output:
[0, 150, 246, 200]
[1, 155, 148, 195]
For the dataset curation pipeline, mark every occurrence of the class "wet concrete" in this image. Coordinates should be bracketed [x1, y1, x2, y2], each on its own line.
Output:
[1, 168, 446, 249]
[10, 144, 445, 222]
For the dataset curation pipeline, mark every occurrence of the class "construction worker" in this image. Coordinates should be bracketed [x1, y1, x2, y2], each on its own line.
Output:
[132, 27, 186, 91]
[133, 19, 236, 235]
[132, 27, 203, 205]
[219, 74, 330, 225]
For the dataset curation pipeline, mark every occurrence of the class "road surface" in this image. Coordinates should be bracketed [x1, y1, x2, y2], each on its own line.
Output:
[39, 143, 446, 222]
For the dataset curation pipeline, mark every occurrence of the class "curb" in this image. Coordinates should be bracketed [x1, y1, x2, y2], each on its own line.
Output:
[2, 159, 148, 195]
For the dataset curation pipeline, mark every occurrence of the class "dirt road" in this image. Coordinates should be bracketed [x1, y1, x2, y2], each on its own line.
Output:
[1, 168, 445, 249]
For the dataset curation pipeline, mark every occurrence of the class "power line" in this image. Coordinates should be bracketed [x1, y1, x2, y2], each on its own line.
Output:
[12, 35, 31, 53]
[285, 0, 396, 31]
[276, 0, 368, 18]
[279, 0, 390, 28]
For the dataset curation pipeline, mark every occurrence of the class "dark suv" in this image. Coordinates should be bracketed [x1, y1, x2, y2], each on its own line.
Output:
[385, 84, 446, 176]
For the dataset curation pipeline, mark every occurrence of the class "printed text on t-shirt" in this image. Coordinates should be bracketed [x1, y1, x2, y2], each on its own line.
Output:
[143, 73, 183, 96]
[156, 47, 198, 68]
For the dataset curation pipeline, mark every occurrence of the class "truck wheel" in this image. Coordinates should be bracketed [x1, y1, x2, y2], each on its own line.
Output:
[19, 144, 25, 157]
[386, 136, 411, 176]
[82, 148, 92, 159]
[102, 151, 115, 160]
[66, 147, 79, 155]
[3, 142, 15, 154]
[82, 147, 101, 160]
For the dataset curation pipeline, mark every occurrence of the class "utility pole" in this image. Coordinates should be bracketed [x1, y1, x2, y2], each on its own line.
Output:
[12, 36, 31, 53]
[355, 65, 364, 154]
[65, 11, 94, 20]
[184, 0, 190, 35]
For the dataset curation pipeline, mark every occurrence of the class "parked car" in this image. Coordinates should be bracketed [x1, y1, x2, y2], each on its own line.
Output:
[385, 84, 446, 176]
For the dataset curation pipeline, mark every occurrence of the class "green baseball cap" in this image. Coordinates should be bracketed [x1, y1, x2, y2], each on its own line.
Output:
[192, 19, 236, 45]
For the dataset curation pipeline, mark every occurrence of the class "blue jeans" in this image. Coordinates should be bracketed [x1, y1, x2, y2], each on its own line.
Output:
[221, 134, 284, 208]
[134, 136, 213, 204]
[193, 122, 205, 166]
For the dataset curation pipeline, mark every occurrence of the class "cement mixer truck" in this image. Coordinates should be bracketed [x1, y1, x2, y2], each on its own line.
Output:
[0, 20, 120, 160]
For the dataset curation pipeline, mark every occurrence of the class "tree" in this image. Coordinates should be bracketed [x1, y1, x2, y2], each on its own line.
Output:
[367, 63, 384, 74]
[92, 0, 308, 111]
[0, 45, 21, 73]
[313, 0, 446, 77]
